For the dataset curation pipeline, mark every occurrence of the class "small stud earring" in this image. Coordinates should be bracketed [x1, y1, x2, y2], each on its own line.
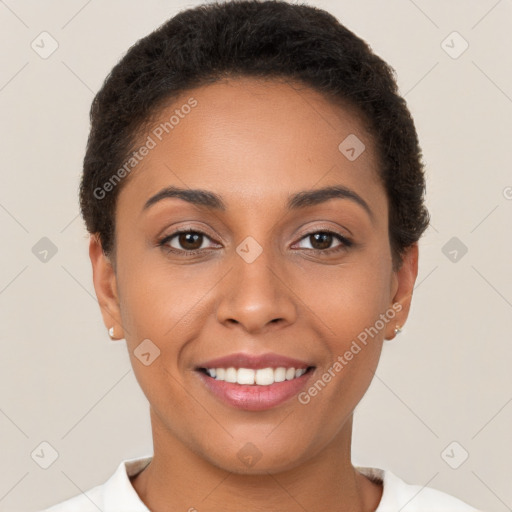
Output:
[108, 326, 115, 339]
[394, 325, 402, 335]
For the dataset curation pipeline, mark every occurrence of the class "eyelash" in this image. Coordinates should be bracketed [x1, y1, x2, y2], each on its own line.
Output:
[157, 228, 353, 256]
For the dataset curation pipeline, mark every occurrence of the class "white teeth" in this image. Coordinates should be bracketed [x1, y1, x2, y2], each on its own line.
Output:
[237, 368, 255, 385]
[225, 367, 237, 383]
[255, 368, 274, 386]
[274, 367, 286, 382]
[204, 366, 310, 385]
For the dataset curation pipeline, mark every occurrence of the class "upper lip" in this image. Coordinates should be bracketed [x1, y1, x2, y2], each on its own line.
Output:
[196, 352, 314, 370]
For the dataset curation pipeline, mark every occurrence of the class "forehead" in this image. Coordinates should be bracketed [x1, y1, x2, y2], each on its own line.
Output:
[117, 77, 386, 218]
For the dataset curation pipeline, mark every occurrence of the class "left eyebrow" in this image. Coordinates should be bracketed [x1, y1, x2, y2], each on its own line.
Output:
[287, 185, 374, 222]
[142, 184, 374, 222]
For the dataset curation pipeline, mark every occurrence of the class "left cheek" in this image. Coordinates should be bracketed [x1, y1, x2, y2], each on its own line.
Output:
[315, 273, 389, 334]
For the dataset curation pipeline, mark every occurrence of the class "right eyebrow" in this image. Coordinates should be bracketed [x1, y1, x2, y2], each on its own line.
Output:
[142, 186, 226, 212]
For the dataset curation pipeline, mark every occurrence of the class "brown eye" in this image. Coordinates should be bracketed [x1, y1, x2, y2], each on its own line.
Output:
[177, 232, 203, 251]
[309, 232, 334, 250]
[294, 230, 353, 253]
[159, 230, 217, 253]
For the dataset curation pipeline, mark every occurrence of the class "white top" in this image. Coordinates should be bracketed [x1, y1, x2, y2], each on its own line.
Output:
[41, 455, 480, 512]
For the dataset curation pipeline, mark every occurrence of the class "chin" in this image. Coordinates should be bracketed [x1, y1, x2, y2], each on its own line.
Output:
[193, 432, 319, 475]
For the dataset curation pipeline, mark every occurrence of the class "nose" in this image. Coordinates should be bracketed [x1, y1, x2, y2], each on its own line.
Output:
[215, 248, 298, 334]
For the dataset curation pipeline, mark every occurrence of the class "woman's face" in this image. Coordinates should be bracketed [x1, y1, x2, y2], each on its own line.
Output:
[91, 77, 417, 473]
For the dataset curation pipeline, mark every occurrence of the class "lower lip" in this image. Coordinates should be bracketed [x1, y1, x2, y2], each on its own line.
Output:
[197, 370, 314, 411]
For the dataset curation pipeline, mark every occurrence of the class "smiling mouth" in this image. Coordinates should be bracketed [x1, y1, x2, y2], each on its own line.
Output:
[197, 366, 316, 386]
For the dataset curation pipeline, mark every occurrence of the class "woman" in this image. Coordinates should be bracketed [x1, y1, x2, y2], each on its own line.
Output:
[43, 0, 480, 510]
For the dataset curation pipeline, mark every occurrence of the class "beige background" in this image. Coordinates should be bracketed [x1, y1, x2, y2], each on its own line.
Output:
[0, 1, 511, 511]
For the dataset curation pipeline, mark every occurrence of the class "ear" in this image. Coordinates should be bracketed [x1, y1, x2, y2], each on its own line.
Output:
[385, 243, 419, 340]
[89, 234, 124, 340]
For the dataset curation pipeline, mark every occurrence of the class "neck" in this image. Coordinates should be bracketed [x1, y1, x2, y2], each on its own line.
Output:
[130, 408, 382, 512]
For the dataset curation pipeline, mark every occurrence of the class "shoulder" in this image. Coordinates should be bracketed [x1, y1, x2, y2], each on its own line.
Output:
[39, 481, 106, 512]
[37, 456, 153, 512]
[357, 466, 481, 512]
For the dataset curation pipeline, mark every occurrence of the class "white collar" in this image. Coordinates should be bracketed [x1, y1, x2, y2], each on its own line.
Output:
[95, 455, 476, 512]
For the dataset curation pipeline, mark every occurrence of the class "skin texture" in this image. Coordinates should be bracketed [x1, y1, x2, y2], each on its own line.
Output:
[89, 77, 418, 512]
